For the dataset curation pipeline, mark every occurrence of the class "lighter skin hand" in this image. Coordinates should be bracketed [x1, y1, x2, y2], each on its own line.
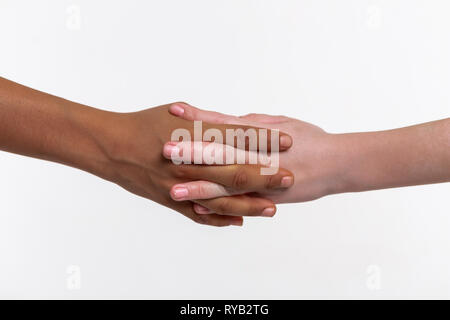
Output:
[166, 104, 450, 214]
[165, 104, 340, 215]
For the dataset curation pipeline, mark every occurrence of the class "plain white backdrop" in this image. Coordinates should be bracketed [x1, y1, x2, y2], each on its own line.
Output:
[0, 0, 449, 299]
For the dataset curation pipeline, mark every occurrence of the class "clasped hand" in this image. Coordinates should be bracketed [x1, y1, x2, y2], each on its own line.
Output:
[116, 102, 339, 227]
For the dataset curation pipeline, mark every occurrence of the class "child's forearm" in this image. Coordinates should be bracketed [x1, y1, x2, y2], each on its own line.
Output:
[334, 119, 450, 193]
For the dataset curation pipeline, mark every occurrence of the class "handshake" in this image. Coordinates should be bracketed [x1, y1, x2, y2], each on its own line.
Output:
[102, 102, 327, 227]
[0, 78, 449, 227]
[92, 102, 450, 227]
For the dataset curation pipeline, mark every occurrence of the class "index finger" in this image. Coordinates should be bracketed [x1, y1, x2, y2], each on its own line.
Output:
[167, 105, 292, 152]
[172, 164, 294, 192]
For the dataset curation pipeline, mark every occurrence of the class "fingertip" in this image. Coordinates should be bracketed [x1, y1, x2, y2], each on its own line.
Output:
[171, 185, 189, 201]
[261, 207, 276, 217]
[193, 203, 212, 214]
[276, 168, 295, 188]
[169, 103, 186, 117]
[230, 217, 244, 226]
[163, 142, 180, 159]
[279, 134, 293, 150]
[280, 176, 294, 188]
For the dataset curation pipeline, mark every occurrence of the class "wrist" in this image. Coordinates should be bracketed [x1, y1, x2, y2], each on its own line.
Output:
[322, 132, 365, 195]
[85, 110, 156, 185]
[326, 131, 390, 194]
[61, 103, 123, 182]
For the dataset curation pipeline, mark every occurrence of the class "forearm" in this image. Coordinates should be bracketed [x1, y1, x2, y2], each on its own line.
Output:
[334, 119, 450, 193]
[0, 77, 116, 180]
[0, 78, 296, 225]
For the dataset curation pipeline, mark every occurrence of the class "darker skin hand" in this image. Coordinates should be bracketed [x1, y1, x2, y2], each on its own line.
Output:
[101, 103, 294, 226]
[0, 78, 294, 227]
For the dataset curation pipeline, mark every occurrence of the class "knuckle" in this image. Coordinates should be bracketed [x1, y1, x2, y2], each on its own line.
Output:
[194, 215, 223, 227]
[172, 166, 189, 179]
[231, 168, 249, 190]
[195, 184, 209, 198]
[264, 174, 278, 189]
[248, 203, 261, 216]
[161, 178, 175, 190]
[208, 219, 226, 227]
[216, 200, 232, 214]
[216, 223, 229, 227]
[193, 214, 208, 225]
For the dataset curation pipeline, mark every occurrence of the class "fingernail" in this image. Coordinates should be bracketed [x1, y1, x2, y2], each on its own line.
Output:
[280, 176, 294, 188]
[194, 204, 210, 214]
[280, 135, 292, 149]
[163, 144, 180, 158]
[261, 207, 276, 217]
[170, 104, 185, 116]
[172, 186, 188, 200]
[230, 219, 243, 226]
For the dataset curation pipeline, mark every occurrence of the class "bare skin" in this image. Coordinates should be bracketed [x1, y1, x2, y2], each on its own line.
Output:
[0, 77, 295, 227]
[165, 104, 450, 214]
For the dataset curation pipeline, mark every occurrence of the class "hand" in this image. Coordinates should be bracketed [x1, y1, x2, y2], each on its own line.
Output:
[167, 104, 450, 215]
[165, 104, 343, 212]
[100, 103, 295, 226]
[0, 78, 294, 227]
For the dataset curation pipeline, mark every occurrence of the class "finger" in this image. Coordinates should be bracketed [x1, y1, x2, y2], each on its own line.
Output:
[170, 103, 290, 126]
[169, 103, 293, 151]
[193, 203, 213, 214]
[174, 201, 243, 227]
[195, 213, 244, 226]
[163, 141, 270, 166]
[239, 113, 291, 124]
[200, 121, 291, 152]
[172, 164, 294, 192]
[194, 195, 277, 217]
[170, 180, 231, 201]
[169, 102, 236, 124]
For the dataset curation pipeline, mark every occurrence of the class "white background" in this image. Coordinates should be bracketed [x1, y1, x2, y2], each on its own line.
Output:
[0, 0, 449, 299]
